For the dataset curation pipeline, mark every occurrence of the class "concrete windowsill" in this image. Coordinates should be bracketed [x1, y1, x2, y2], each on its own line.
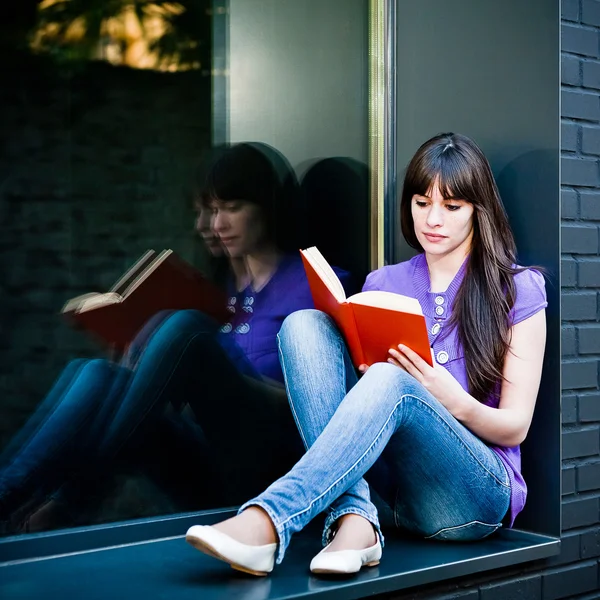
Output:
[0, 509, 560, 600]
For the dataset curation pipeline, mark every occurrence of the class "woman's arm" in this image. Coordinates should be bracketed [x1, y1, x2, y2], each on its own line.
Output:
[389, 309, 547, 447]
[456, 309, 546, 447]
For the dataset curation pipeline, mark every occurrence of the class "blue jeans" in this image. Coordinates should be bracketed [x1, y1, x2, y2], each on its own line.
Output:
[0, 310, 302, 527]
[240, 310, 511, 564]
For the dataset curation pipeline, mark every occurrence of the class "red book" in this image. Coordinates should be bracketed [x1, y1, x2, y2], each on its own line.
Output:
[300, 247, 432, 367]
[62, 249, 229, 350]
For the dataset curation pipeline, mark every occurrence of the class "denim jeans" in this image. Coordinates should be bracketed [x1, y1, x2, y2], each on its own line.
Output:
[0, 310, 302, 527]
[240, 310, 511, 564]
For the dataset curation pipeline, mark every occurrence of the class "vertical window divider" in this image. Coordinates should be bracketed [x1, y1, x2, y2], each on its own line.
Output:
[369, 0, 386, 270]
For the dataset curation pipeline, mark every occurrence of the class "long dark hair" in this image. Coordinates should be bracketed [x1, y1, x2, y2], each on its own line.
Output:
[401, 133, 522, 402]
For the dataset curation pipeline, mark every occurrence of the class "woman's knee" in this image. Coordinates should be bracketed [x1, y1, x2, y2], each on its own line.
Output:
[362, 362, 418, 395]
[65, 358, 91, 370]
[278, 309, 337, 349]
[160, 309, 217, 334]
[76, 358, 116, 382]
[143, 310, 217, 352]
[131, 310, 221, 380]
[54, 359, 117, 411]
[358, 363, 432, 415]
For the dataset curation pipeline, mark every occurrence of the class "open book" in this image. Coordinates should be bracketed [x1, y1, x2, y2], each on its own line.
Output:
[62, 249, 228, 349]
[301, 247, 432, 367]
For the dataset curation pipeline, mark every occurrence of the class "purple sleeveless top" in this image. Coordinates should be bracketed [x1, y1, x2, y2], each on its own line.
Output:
[363, 253, 547, 526]
[220, 255, 352, 383]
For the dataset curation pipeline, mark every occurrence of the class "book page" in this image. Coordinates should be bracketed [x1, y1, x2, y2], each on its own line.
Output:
[301, 247, 346, 303]
[109, 249, 157, 295]
[76, 292, 123, 313]
[348, 290, 423, 315]
[62, 293, 102, 314]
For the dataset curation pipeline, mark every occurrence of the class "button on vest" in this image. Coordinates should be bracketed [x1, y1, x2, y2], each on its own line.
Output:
[436, 351, 449, 364]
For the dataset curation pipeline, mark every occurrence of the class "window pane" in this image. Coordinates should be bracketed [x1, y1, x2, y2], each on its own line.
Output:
[0, 0, 370, 536]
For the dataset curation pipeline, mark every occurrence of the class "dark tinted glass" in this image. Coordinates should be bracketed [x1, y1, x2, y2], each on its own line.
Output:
[0, 0, 370, 536]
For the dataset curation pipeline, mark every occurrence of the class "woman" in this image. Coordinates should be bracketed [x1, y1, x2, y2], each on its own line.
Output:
[0, 143, 350, 533]
[185, 133, 548, 577]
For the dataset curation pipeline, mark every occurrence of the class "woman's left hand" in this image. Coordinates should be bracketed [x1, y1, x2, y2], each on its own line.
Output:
[388, 344, 468, 415]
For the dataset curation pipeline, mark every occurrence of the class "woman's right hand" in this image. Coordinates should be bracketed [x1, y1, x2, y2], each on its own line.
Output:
[358, 364, 369, 374]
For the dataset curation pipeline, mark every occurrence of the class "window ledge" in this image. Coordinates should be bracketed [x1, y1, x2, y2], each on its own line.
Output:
[0, 511, 560, 600]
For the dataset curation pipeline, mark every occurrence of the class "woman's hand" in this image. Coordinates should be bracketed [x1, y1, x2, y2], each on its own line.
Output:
[388, 344, 469, 416]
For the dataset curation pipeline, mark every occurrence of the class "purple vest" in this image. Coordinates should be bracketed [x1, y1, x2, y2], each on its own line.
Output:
[220, 254, 353, 383]
[363, 253, 547, 526]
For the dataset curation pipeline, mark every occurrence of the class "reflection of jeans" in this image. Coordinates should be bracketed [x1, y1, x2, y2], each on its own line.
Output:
[241, 310, 511, 564]
[0, 310, 302, 525]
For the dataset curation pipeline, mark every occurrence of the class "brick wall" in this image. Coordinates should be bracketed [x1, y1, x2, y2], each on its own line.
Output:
[0, 58, 212, 447]
[383, 2, 600, 598]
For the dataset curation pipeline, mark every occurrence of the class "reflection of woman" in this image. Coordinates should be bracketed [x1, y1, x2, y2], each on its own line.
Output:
[0, 143, 350, 534]
[186, 133, 548, 577]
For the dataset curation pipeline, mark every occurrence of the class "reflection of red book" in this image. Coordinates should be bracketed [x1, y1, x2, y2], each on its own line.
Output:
[62, 250, 228, 349]
[300, 247, 432, 367]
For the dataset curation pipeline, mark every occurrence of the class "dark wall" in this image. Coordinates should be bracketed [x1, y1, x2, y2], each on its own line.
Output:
[0, 61, 211, 449]
[0, 56, 217, 525]
[377, 1, 600, 599]
[394, 0, 560, 539]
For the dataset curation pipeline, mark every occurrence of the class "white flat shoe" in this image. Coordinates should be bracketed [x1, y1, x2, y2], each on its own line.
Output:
[310, 538, 382, 575]
[185, 525, 277, 576]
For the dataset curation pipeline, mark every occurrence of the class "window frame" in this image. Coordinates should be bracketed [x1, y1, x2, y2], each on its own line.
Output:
[0, 3, 561, 595]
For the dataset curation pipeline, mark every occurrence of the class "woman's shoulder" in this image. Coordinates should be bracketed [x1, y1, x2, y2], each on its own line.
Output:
[362, 255, 420, 293]
[510, 267, 548, 326]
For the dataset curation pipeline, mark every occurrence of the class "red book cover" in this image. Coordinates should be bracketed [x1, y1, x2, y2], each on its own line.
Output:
[300, 251, 365, 365]
[63, 250, 229, 350]
[300, 248, 432, 368]
[351, 303, 432, 367]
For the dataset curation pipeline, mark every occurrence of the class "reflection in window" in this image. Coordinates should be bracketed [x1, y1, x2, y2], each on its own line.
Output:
[31, 0, 212, 72]
[0, 0, 370, 537]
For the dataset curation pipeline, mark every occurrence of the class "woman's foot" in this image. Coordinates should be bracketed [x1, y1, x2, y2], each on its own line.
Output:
[324, 514, 377, 552]
[186, 507, 278, 576]
[310, 514, 381, 575]
[213, 507, 278, 546]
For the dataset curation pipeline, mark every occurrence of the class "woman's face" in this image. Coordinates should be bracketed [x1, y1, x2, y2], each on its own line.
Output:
[194, 204, 224, 256]
[208, 198, 267, 258]
[196, 203, 223, 256]
[411, 180, 474, 258]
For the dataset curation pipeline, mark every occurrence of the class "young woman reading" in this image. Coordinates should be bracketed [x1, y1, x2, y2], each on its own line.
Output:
[185, 132, 548, 576]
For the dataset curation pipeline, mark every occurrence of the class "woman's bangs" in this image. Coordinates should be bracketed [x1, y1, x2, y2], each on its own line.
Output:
[205, 161, 248, 203]
[433, 152, 477, 203]
[408, 158, 438, 198]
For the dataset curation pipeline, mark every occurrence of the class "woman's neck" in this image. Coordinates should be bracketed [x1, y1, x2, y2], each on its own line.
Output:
[229, 257, 248, 289]
[425, 244, 470, 293]
[235, 245, 282, 292]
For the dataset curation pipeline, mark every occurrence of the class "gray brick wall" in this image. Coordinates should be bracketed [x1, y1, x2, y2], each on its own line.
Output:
[0, 60, 212, 447]
[384, 2, 600, 598]
[559, 0, 600, 591]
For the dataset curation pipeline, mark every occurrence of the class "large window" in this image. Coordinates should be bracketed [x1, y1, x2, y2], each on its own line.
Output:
[1, 2, 561, 599]
[0, 0, 373, 537]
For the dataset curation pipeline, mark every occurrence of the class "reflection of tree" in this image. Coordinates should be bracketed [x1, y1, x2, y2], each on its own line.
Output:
[31, 0, 212, 71]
